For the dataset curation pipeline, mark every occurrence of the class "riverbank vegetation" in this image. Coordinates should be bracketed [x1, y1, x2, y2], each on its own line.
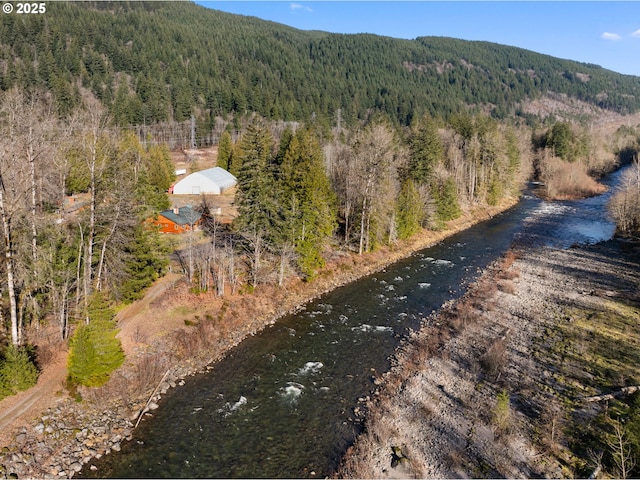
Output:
[610, 158, 640, 238]
[533, 120, 639, 200]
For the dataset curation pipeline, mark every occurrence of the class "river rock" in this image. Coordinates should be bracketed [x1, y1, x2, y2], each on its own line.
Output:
[81, 448, 94, 458]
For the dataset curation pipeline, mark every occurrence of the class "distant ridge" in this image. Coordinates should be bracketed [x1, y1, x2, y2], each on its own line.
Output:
[1, 1, 639, 125]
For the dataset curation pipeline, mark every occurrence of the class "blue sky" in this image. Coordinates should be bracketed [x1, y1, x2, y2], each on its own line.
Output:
[197, 1, 640, 77]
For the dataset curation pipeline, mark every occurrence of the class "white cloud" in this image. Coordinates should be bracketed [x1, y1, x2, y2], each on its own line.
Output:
[602, 32, 622, 41]
[290, 3, 312, 13]
[632, 29, 640, 38]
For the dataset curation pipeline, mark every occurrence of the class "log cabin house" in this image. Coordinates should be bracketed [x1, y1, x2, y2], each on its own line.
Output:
[147, 205, 202, 234]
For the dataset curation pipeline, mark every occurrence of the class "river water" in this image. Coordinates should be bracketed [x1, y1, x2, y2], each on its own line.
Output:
[81, 167, 625, 478]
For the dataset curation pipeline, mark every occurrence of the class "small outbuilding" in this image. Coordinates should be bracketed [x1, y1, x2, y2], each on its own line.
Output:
[171, 167, 237, 195]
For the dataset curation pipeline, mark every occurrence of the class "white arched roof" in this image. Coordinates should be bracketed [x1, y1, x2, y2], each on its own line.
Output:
[172, 167, 237, 195]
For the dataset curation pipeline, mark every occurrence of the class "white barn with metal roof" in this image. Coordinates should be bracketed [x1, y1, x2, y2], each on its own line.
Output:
[171, 167, 237, 195]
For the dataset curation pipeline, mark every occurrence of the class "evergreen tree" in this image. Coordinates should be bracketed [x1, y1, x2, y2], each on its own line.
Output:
[433, 177, 461, 227]
[396, 178, 424, 239]
[139, 143, 175, 211]
[0, 345, 39, 400]
[234, 124, 277, 234]
[487, 174, 503, 206]
[228, 141, 244, 177]
[67, 292, 125, 387]
[279, 128, 336, 279]
[217, 130, 233, 171]
[408, 116, 443, 184]
[274, 127, 295, 166]
[118, 226, 169, 302]
[233, 123, 279, 287]
[546, 121, 574, 161]
[112, 82, 132, 126]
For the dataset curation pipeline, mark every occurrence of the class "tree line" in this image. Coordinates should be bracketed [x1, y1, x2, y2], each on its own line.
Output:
[0, 88, 173, 395]
[181, 113, 529, 300]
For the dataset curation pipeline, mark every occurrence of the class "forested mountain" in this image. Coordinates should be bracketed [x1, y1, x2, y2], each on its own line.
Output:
[2, 1, 640, 126]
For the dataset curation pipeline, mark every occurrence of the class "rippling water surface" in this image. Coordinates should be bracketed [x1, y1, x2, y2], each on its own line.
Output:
[82, 166, 627, 478]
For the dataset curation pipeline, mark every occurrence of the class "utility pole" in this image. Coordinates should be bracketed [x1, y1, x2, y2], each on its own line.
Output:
[191, 115, 196, 149]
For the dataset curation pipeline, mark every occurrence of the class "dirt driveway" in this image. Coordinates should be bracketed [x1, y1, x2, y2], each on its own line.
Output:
[0, 272, 183, 448]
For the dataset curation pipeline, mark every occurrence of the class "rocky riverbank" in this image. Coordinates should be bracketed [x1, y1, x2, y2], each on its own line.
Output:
[0, 199, 518, 479]
[336, 239, 640, 478]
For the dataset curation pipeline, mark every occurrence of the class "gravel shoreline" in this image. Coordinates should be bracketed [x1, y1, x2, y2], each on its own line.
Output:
[336, 239, 639, 478]
[0, 200, 518, 479]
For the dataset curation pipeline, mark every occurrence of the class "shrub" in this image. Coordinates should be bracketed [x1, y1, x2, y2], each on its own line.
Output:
[497, 280, 516, 294]
[539, 155, 606, 199]
[481, 339, 507, 378]
[609, 160, 640, 237]
[494, 389, 511, 433]
[0, 345, 39, 400]
[67, 293, 125, 388]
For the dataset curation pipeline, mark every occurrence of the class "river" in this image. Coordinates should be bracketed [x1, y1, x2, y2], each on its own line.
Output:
[81, 167, 626, 478]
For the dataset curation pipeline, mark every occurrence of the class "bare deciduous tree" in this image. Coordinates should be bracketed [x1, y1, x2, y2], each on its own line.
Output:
[606, 419, 636, 479]
[609, 158, 640, 236]
[351, 123, 397, 254]
[0, 88, 59, 345]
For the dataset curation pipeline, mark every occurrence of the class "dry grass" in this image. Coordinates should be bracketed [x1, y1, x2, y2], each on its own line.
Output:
[480, 338, 507, 378]
[472, 278, 498, 299]
[34, 343, 57, 370]
[539, 155, 607, 200]
[499, 269, 520, 281]
[449, 302, 478, 331]
[337, 441, 381, 479]
[81, 352, 171, 411]
[497, 280, 516, 294]
[501, 250, 519, 269]
[446, 447, 467, 471]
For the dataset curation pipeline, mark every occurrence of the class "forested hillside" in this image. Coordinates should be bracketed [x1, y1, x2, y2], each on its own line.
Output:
[1, 1, 640, 126]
